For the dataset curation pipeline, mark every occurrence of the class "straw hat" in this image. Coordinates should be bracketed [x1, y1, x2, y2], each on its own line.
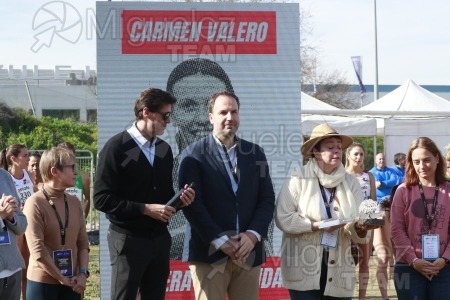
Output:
[301, 123, 353, 158]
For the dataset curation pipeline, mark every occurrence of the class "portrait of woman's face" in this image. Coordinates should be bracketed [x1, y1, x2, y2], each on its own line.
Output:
[347, 146, 365, 168]
[313, 137, 343, 171]
[171, 73, 226, 144]
[14, 147, 30, 170]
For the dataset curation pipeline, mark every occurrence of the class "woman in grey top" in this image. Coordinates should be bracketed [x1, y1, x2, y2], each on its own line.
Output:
[0, 168, 28, 300]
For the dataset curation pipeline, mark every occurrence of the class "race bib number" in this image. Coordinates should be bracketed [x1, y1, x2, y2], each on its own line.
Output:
[17, 186, 33, 208]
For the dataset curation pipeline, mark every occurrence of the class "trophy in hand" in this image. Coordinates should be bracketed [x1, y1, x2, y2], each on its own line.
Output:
[358, 199, 385, 226]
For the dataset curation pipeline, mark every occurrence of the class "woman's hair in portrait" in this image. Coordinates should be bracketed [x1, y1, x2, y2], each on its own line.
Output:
[166, 58, 234, 94]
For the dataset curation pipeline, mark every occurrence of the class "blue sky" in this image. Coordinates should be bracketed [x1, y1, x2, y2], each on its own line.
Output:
[1, 0, 449, 86]
[302, 0, 450, 86]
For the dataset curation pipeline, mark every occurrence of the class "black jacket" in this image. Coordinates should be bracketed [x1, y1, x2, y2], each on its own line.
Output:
[94, 131, 175, 236]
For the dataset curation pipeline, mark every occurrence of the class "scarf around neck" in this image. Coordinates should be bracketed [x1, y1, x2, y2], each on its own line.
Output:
[304, 159, 358, 219]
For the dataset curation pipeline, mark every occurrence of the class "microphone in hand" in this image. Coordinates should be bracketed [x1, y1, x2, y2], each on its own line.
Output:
[166, 182, 195, 209]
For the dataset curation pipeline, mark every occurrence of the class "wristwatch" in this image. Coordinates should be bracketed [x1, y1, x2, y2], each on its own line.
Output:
[443, 257, 450, 265]
[79, 268, 90, 278]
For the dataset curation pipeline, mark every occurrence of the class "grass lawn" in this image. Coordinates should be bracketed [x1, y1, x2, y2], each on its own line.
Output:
[84, 245, 397, 299]
[85, 244, 100, 299]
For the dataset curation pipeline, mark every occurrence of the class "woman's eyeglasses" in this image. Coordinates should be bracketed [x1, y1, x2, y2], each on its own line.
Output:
[63, 164, 77, 172]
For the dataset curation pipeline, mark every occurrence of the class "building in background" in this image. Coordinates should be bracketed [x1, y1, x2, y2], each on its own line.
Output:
[2, 64, 449, 123]
[0, 65, 97, 123]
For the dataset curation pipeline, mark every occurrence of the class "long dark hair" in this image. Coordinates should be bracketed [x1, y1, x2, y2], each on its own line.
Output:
[0, 144, 27, 170]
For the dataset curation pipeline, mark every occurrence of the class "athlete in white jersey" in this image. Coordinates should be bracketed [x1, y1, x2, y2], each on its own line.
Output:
[358, 171, 372, 200]
[345, 143, 377, 300]
[11, 170, 34, 209]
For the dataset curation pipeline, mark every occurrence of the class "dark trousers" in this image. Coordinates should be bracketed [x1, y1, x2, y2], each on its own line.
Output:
[26, 279, 80, 300]
[0, 270, 21, 300]
[288, 250, 352, 300]
[108, 225, 171, 300]
[394, 263, 450, 300]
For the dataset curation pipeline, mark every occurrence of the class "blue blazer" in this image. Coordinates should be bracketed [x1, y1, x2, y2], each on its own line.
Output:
[179, 134, 275, 266]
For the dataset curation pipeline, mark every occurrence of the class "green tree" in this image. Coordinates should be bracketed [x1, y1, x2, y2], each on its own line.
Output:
[352, 137, 384, 170]
[0, 106, 97, 156]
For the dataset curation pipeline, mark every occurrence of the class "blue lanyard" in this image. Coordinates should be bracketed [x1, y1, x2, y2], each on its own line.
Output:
[318, 180, 336, 219]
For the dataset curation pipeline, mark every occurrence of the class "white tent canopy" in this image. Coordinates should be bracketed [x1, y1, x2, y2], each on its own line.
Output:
[301, 92, 339, 111]
[358, 80, 450, 166]
[301, 92, 377, 136]
[302, 115, 378, 137]
[358, 79, 450, 115]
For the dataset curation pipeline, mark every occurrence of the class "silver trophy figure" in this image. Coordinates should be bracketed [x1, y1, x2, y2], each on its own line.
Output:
[358, 199, 385, 226]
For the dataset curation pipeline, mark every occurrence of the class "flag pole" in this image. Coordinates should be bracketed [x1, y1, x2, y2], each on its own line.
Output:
[351, 56, 366, 107]
[374, 0, 379, 101]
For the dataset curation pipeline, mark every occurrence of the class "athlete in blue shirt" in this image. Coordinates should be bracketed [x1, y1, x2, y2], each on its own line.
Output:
[370, 153, 398, 202]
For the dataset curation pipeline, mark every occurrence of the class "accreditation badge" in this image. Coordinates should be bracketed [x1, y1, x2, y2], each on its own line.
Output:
[53, 249, 73, 277]
[0, 229, 11, 245]
[320, 230, 339, 248]
[422, 234, 439, 260]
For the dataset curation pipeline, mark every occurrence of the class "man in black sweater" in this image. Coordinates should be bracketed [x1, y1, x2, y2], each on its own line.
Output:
[94, 88, 195, 300]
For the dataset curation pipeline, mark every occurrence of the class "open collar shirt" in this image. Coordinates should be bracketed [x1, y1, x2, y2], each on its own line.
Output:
[127, 123, 156, 166]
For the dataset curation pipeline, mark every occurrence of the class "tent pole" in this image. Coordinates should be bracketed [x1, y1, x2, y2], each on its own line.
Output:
[373, 0, 379, 101]
[373, 136, 377, 165]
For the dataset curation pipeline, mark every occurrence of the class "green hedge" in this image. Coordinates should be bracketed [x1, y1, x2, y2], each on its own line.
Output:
[0, 108, 97, 156]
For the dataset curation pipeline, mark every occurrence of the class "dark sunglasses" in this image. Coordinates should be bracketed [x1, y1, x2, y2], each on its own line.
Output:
[156, 111, 172, 121]
[139, 107, 172, 121]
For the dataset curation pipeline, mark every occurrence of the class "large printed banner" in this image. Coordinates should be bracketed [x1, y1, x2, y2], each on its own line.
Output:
[122, 10, 277, 54]
[97, 2, 300, 299]
[167, 259, 289, 299]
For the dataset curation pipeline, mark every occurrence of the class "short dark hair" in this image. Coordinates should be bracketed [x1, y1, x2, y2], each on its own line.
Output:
[393, 152, 406, 165]
[134, 88, 176, 121]
[29, 151, 42, 159]
[208, 91, 240, 114]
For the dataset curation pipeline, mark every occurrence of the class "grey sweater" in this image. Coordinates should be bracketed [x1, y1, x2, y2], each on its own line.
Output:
[0, 168, 27, 273]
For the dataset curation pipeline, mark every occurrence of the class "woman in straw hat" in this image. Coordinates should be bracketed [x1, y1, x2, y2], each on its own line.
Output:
[275, 123, 376, 300]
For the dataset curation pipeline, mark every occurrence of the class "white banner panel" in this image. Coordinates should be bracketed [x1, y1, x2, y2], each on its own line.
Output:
[97, 2, 300, 298]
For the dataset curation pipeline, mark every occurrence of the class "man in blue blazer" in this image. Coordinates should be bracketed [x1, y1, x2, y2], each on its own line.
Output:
[178, 91, 275, 300]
